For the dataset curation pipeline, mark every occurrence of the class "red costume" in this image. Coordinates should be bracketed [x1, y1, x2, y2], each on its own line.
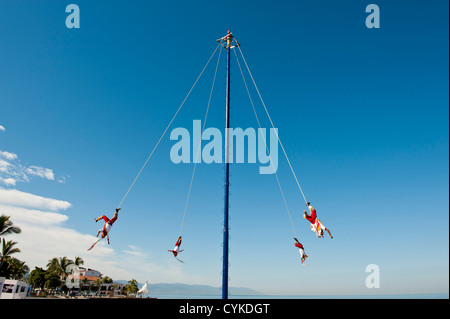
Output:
[304, 207, 317, 224]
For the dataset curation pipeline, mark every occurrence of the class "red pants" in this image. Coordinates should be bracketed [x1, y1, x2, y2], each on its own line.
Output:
[305, 210, 317, 225]
[99, 215, 117, 225]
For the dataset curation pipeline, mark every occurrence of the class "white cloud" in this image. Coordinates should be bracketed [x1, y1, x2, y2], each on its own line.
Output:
[0, 188, 71, 211]
[0, 128, 146, 281]
[0, 177, 16, 186]
[6, 219, 125, 276]
[0, 150, 17, 161]
[0, 125, 5, 132]
[0, 148, 63, 186]
[0, 187, 201, 284]
[123, 245, 145, 256]
[56, 174, 70, 184]
[26, 166, 55, 181]
[0, 204, 68, 226]
[0, 132, 194, 283]
[0, 159, 11, 172]
[0, 188, 129, 279]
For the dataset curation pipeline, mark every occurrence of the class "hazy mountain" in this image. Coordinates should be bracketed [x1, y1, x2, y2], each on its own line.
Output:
[116, 281, 260, 296]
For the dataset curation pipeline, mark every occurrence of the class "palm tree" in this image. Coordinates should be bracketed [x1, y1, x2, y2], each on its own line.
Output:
[74, 256, 84, 267]
[1, 239, 21, 260]
[46, 256, 74, 278]
[81, 277, 89, 290]
[0, 215, 21, 242]
[0, 239, 21, 276]
[101, 276, 113, 284]
[93, 278, 101, 294]
[46, 257, 60, 274]
[0, 216, 26, 279]
[60, 257, 74, 278]
[126, 279, 138, 295]
[6, 257, 29, 280]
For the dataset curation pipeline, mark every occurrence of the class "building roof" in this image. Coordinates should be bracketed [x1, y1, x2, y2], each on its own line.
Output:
[79, 275, 101, 282]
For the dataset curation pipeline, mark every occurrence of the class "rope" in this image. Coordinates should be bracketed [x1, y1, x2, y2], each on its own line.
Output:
[235, 44, 309, 205]
[116, 43, 221, 209]
[233, 49, 297, 237]
[179, 47, 222, 236]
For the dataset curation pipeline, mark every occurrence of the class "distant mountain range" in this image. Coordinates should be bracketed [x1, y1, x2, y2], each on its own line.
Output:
[116, 281, 260, 296]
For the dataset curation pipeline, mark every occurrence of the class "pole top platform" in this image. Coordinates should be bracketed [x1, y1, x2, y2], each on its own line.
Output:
[217, 30, 240, 49]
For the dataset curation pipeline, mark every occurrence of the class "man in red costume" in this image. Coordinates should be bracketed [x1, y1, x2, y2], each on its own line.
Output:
[294, 238, 308, 264]
[303, 203, 333, 239]
[88, 208, 121, 251]
[95, 208, 120, 244]
[168, 236, 184, 263]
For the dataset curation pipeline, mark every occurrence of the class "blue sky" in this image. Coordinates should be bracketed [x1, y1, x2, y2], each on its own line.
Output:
[0, 0, 448, 296]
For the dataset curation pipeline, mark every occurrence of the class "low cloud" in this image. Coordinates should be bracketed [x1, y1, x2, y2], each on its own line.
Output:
[0, 188, 200, 284]
[0, 188, 128, 279]
[0, 204, 69, 226]
[0, 188, 71, 211]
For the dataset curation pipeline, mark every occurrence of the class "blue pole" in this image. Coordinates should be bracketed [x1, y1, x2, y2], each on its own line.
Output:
[222, 38, 231, 300]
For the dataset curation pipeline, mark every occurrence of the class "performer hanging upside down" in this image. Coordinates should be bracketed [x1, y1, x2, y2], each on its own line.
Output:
[95, 208, 120, 244]
[88, 208, 121, 251]
[303, 203, 333, 239]
[294, 238, 308, 264]
[168, 236, 184, 263]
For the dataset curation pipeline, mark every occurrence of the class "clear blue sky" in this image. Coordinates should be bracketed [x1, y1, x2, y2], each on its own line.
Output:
[0, 0, 448, 296]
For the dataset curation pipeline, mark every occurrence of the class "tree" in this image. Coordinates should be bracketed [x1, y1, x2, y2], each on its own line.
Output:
[0, 215, 21, 241]
[46, 257, 60, 274]
[101, 276, 113, 284]
[0, 239, 20, 259]
[28, 267, 61, 293]
[5, 257, 29, 280]
[28, 267, 47, 289]
[0, 217, 27, 280]
[0, 239, 21, 276]
[46, 256, 74, 278]
[81, 277, 90, 291]
[126, 279, 139, 295]
[44, 272, 62, 290]
[74, 256, 84, 267]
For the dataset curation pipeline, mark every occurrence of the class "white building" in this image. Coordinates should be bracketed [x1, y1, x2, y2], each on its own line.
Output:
[0, 277, 5, 298]
[79, 267, 102, 278]
[98, 282, 127, 297]
[0, 279, 30, 299]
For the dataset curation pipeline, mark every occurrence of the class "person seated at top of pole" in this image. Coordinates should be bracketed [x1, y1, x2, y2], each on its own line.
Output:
[217, 30, 240, 48]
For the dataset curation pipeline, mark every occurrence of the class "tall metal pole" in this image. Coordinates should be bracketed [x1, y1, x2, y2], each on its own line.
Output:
[222, 33, 232, 300]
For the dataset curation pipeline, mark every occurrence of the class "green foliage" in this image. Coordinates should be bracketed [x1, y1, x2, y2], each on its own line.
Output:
[0, 215, 21, 239]
[28, 267, 48, 289]
[126, 279, 139, 295]
[0, 215, 27, 279]
[44, 272, 62, 290]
